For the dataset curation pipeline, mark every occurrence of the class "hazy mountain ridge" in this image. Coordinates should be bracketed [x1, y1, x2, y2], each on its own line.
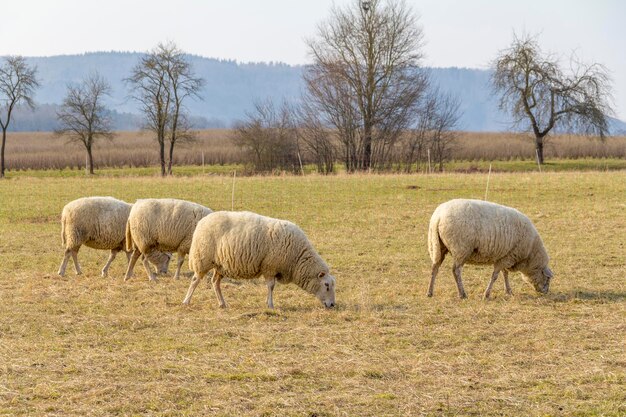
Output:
[6, 52, 625, 133]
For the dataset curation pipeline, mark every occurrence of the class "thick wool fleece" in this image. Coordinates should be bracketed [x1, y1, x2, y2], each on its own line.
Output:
[189, 211, 329, 293]
[428, 199, 549, 276]
[125, 198, 212, 255]
[62, 197, 132, 251]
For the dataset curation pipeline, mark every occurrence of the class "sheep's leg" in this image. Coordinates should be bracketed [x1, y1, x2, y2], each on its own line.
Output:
[212, 271, 227, 308]
[124, 249, 141, 281]
[182, 273, 203, 305]
[452, 263, 467, 299]
[427, 258, 444, 297]
[142, 254, 157, 282]
[173, 253, 185, 279]
[58, 249, 72, 277]
[125, 251, 132, 262]
[503, 270, 512, 295]
[71, 249, 82, 275]
[101, 250, 118, 277]
[266, 277, 276, 309]
[483, 267, 501, 299]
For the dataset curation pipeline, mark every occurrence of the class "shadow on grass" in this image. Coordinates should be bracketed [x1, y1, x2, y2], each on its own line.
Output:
[549, 290, 626, 303]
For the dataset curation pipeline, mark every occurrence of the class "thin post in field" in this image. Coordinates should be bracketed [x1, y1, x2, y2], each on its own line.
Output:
[231, 170, 236, 210]
[484, 163, 492, 201]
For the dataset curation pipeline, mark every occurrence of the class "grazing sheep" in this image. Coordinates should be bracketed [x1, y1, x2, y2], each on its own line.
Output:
[58, 197, 172, 277]
[427, 199, 553, 299]
[125, 198, 213, 281]
[183, 211, 336, 309]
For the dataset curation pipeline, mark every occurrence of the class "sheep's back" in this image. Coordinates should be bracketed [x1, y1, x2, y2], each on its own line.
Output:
[62, 197, 131, 250]
[435, 199, 538, 265]
[130, 199, 211, 253]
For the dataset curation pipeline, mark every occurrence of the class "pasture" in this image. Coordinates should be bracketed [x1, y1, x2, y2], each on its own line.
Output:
[0, 171, 624, 416]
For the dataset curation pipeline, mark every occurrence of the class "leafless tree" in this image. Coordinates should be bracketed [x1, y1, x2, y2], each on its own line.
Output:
[305, 0, 427, 171]
[428, 91, 461, 171]
[158, 42, 204, 175]
[232, 100, 300, 173]
[127, 42, 203, 176]
[400, 87, 461, 172]
[55, 72, 114, 174]
[293, 101, 336, 174]
[0, 56, 39, 178]
[492, 34, 613, 164]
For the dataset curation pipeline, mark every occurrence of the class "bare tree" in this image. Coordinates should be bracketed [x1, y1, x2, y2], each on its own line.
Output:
[305, 0, 427, 171]
[293, 101, 336, 174]
[158, 42, 204, 175]
[0, 56, 39, 178]
[232, 100, 300, 173]
[127, 42, 203, 176]
[492, 34, 613, 164]
[127, 51, 170, 176]
[428, 91, 461, 171]
[400, 87, 461, 172]
[55, 73, 114, 174]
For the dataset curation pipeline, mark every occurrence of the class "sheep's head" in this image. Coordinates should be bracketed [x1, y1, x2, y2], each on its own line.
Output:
[315, 272, 336, 308]
[151, 252, 173, 275]
[526, 266, 553, 294]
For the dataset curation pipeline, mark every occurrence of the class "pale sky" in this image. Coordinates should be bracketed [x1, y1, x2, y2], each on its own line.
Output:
[1, 0, 625, 119]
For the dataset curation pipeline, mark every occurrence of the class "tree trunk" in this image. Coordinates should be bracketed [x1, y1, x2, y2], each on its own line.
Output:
[159, 141, 166, 177]
[535, 135, 545, 165]
[87, 147, 94, 175]
[167, 141, 175, 175]
[0, 128, 6, 178]
[362, 126, 372, 171]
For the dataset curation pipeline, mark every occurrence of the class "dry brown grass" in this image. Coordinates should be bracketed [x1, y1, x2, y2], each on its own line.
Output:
[4, 130, 243, 171]
[0, 172, 624, 416]
[3, 130, 625, 172]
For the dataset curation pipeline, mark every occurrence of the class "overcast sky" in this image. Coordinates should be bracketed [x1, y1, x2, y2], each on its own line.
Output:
[1, 0, 624, 119]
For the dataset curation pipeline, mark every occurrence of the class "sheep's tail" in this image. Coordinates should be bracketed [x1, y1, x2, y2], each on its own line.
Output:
[427, 214, 445, 264]
[125, 220, 134, 252]
[61, 213, 67, 247]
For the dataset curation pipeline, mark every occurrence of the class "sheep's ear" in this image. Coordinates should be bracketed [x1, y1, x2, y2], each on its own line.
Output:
[318, 272, 326, 278]
[543, 267, 553, 278]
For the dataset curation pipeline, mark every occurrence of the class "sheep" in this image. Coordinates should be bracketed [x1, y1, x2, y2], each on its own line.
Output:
[124, 198, 213, 281]
[427, 199, 553, 299]
[182, 211, 336, 309]
[58, 197, 172, 277]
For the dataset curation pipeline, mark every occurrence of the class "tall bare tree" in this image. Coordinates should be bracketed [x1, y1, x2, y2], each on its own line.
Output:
[127, 42, 203, 176]
[492, 34, 613, 164]
[232, 99, 300, 173]
[158, 42, 204, 175]
[55, 73, 114, 174]
[0, 56, 39, 178]
[305, 0, 427, 171]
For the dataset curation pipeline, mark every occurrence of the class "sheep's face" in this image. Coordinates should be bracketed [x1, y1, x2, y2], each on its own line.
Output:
[527, 266, 553, 294]
[315, 272, 336, 308]
[152, 252, 173, 274]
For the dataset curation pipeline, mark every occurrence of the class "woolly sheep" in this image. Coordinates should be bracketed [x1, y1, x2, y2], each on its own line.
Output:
[58, 197, 172, 277]
[182, 211, 336, 309]
[427, 199, 553, 299]
[124, 198, 213, 281]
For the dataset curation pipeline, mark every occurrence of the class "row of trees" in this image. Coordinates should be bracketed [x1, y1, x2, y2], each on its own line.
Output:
[0, 43, 204, 177]
[232, 0, 614, 173]
[0, 0, 614, 177]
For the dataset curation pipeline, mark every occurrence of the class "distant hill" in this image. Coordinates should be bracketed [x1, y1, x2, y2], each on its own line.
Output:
[5, 52, 625, 133]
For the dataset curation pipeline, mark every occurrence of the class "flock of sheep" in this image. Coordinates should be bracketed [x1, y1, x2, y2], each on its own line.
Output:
[58, 196, 553, 308]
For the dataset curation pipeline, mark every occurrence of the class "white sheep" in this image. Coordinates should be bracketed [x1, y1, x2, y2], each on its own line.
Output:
[58, 197, 171, 277]
[182, 211, 336, 309]
[124, 198, 213, 281]
[427, 199, 553, 299]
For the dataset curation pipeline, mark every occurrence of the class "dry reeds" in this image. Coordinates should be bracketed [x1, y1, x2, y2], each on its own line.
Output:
[4, 130, 625, 172]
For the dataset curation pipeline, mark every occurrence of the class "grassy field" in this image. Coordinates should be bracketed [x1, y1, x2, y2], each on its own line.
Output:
[0, 171, 624, 416]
